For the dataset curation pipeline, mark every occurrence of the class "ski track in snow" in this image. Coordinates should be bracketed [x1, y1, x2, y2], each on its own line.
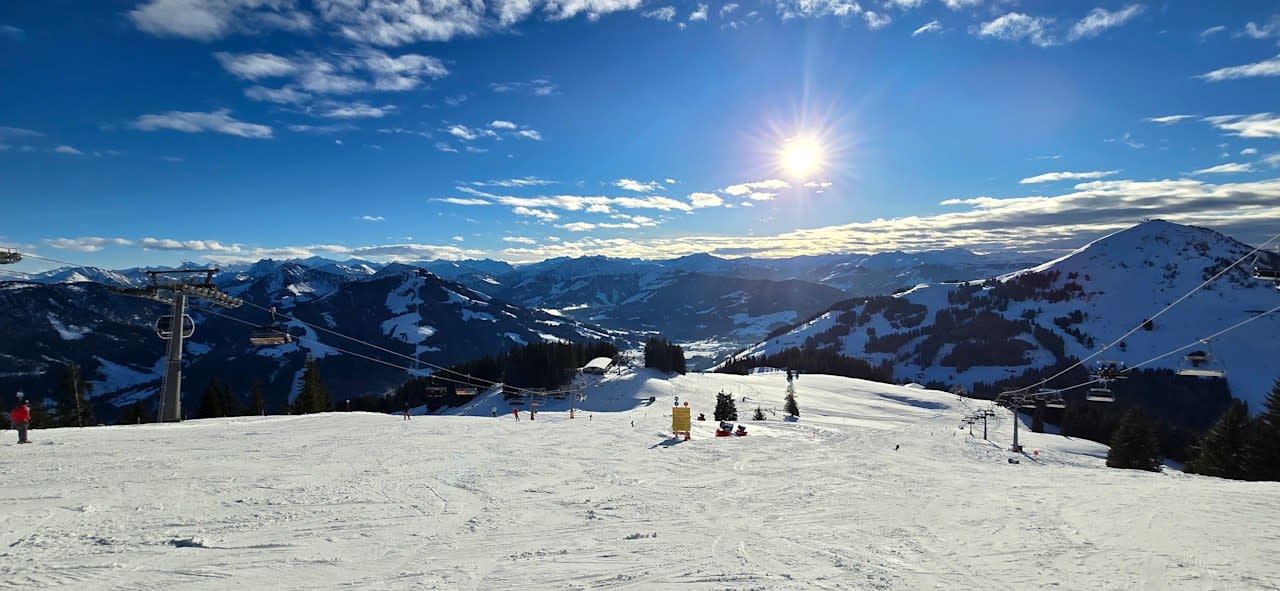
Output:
[1, 371, 1277, 590]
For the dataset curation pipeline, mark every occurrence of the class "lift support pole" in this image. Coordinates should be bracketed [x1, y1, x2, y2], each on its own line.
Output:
[159, 292, 186, 422]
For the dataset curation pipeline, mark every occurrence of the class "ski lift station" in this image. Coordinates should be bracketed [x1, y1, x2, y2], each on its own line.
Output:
[581, 356, 613, 375]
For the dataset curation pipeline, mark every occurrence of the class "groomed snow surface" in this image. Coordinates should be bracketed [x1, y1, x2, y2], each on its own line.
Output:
[3, 370, 1277, 590]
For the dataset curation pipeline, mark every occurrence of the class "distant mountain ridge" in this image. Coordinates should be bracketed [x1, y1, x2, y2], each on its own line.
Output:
[736, 220, 1280, 409]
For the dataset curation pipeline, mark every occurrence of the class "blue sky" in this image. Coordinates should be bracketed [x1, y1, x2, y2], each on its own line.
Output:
[2, 0, 1279, 271]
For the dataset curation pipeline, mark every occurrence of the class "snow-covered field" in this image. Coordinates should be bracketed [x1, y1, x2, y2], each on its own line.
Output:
[3, 370, 1278, 590]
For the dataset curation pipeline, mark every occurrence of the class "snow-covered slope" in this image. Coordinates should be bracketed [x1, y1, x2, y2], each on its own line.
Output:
[3, 370, 1276, 590]
[742, 221, 1280, 408]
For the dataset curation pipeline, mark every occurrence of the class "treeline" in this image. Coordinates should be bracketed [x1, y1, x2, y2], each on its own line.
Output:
[643, 337, 686, 374]
[717, 347, 893, 384]
[1183, 380, 1280, 481]
[346, 340, 620, 414]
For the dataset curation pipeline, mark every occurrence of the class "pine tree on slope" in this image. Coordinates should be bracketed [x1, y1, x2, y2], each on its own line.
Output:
[753, 406, 765, 421]
[714, 391, 738, 422]
[1106, 408, 1162, 472]
[53, 363, 95, 427]
[198, 378, 224, 419]
[1251, 379, 1280, 481]
[784, 381, 799, 418]
[250, 380, 267, 416]
[292, 359, 333, 415]
[1187, 399, 1253, 480]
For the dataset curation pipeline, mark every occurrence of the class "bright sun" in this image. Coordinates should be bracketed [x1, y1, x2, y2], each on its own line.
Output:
[784, 141, 821, 175]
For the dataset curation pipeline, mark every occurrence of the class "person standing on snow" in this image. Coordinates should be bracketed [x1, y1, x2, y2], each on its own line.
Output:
[11, 397, 31, 444]
[512, 407, 520, 420]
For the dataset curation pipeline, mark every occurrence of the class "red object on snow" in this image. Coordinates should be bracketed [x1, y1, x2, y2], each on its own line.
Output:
[715, 430, 733, 437]
[10, 402, 29, 423]
[734, 429, 748, 436]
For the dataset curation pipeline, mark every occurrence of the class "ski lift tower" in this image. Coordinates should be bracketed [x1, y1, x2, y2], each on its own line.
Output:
[114, 269, 243, 422]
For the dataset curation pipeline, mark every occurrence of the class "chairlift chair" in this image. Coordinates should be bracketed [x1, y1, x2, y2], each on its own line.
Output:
[1091, 360, 1127, 382]
[1086, 386, 1115, 403]
[0, 248, 20, 265]
[1176, 348, 1226, 378]
[249, 308, 293, 346]
[1045, 397, 1067, 409]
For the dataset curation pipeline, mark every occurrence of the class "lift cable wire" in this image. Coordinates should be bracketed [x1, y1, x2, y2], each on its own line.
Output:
[997, 229, 1280, 404]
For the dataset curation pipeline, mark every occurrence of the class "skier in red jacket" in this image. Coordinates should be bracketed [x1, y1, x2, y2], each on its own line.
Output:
[11, 398, 31, 444]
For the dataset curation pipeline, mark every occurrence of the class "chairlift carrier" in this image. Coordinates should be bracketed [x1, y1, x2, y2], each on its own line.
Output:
[250, 308, 293, 346]
[1176, 342, 1226, 378]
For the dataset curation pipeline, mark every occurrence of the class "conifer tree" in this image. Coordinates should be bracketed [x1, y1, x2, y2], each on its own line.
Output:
[784, 381, 799, 418]
[250, 380, 266, 416]
[292, 359, 333, 414]
[198, 378, 224, 419]
[26, 397, 53, 429]
[220, 382, 245, 417]
[713, 391, 738, 421]
[1187, 399, 1253, 480]
[753, 406, 765, 421]
[1106, 408, 1162, 471]
[1250, 379, 1280, 481]
[119, 399, 154, 424]
[53, 363, 95, 427]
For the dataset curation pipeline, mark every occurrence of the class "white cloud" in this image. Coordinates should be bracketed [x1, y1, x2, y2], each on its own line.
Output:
[1242, 148, 1259, 156]
[1262, 153, 1280, 168]
[444, 94, 468, 106]
[54, 145, 83, 155]
[129, 0, 313, 41]
[976, 12, 1057, 48]
[448, 125, 479, 140]
[643, 6, 676, 21]
[490, 79, 558, 96]
[465, 145, 488, 153]
[615, 179, 663, 192]
[215, 49, 448, 97]
[1200, 54, 1280, 82]
[888, 0, 925, 8]
[1204, 113, 1280, 138]
[1192, 162, 1254, 175]
[513, 206, 559, 221]
[319, 102, 395, 119]
[361, 215, 385, 221]
[516, 129, 543, 140]
[722, 179, 790, 196]
[435, 142, 459, 153]
[941, 0, 981, 10]
[489, 120, 518, 129]
[1242, 18, 1280, 40]
[244, 85, 312, 104]
[438, 197, 490, 205]
[0, 126, 42, 139]
[131, 109, 272, 138]
[1020, 170, 1118, 184]
[452, 235, 464, 242]
[542, 0, 645, 22]
[557, 222, 597, 232]
[689, 3, 708, 21]
[1105, 131, 1145, 149]
[1200, 25, 1226, 38]
[912, 20, 941, 36]
[1067, 4, 1144, 42]
[862, 10, 890, 29]
[1146, 114, 1196, 125]
[720, 3, 739, 17]
[472, 177, 557, 187]
[503, 236, 537, 244]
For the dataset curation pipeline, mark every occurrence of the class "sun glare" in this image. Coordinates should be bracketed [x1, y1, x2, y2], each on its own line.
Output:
[783, 140, 822, 176]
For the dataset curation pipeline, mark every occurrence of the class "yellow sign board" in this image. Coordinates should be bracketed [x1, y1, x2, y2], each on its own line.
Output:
[672, 407, 691, 432]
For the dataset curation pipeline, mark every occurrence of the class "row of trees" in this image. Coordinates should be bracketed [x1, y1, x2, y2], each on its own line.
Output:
[643, 338, 686, 374]
[717, 347, 892, 383]
[1183, 380, 1280, 481]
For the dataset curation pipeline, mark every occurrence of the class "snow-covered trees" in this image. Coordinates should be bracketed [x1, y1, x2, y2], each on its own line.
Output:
[753, 406, 765, 421]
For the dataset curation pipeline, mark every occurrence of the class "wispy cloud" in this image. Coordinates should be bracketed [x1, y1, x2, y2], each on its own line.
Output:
[976, 12, 1057, 47]
[1200, 54, 1280, 82]
[503, 236, 537, 244]
[1192, 162, 1254, 175]
[438, 197, 490, 205]
[129, 0, 313, 41]
[1067, 4, 1144, 41]
[0, 126, 43, 139]
[513, 206, 559, 221]
[1200, 25, 1226, 38]
[215, 49, 449, 99]
[289, 123, 357, 134]
[490, 79, 557, 96]
[361, 215, 385, 221]
[688, 4, 708, 22]
[318, 101, 395, 119]
[1145, 114, 1197, 125]
[912, 20, 941, 36]
[643, 6, 676, 21]
[471, 177, 557, 187]
[1105, 131, 1144, 149]
[0, 24, 25, 41]
[244, 85, 312, 105]
[1241, 17, 1280, 40]
[54, 145, 83, 155]
[940, 0, 981, 10]
[614, 179, 663, 192]
[1020, 170, 1118, 184]
[774, 0, 889, 29]
[131, 109, 272, 138]
[1204, 113, 1280, 138]
[722, 179, 790, 196]
[1241, 148, 1258, 156]
[515, 129, 543, 140]
[45, 236, 240, 253]
[489, 120, 518, 129]
[720, 3, 739, 17]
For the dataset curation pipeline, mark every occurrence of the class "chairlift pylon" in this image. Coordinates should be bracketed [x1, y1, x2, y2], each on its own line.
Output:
[249, 307, 293, 346]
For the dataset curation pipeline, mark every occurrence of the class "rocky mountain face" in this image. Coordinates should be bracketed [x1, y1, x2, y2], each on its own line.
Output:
[737, 220, 1280, 410]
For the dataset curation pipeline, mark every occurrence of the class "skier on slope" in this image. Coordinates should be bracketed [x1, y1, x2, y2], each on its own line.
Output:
[512, 407, 520, 420]
[10, 396, 31, 444]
